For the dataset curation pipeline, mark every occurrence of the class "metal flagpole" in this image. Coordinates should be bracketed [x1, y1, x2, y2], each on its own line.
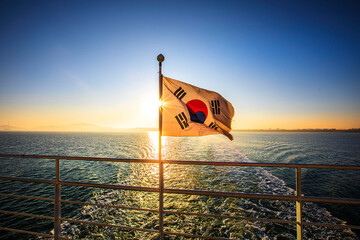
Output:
[157, 53, 165, 239]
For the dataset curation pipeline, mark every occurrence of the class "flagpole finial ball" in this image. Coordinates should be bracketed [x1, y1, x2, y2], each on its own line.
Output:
[157, 54, 165, 63]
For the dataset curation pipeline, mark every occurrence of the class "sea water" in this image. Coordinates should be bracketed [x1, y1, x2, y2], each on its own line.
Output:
[0, 132, 359, 239]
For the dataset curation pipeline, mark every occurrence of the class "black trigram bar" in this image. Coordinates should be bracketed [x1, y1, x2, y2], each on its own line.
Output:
[174, 87, 186, 100]
[211, 100, 220, 114]
[175, 112, 189, 130]
[209, 122, 218, 130]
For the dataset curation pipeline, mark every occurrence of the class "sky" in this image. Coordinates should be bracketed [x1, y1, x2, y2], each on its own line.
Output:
[0, 0, 359, 130]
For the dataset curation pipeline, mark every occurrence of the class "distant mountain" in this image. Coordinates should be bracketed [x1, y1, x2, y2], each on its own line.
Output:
[127, 127, 158, 132]
[32, 123, 119, 132]
[0, 123, 159, 132]
[2, 124, 359, 133]
[232, 128, 360, 133]
[3, 124, 359, 133]
[0, 125, 23, 131]
[32, 125, 61, 131]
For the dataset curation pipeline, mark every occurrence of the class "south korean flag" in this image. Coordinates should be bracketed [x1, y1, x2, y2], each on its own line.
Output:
[161, 76, 234, 140]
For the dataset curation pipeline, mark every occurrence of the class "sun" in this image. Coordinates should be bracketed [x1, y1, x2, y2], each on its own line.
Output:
[140, 94, 162, 122]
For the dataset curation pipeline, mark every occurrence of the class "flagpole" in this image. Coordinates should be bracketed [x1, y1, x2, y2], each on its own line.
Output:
[157, 53, 164, 239]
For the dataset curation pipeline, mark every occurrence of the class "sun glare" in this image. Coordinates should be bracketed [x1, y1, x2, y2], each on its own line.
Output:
[140, 96, 161, 119]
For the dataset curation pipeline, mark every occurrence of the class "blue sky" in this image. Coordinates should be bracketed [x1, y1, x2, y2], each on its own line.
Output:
[0, 0, 359, 129]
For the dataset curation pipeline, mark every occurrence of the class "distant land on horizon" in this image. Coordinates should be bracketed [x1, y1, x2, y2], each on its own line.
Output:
[0, 124, 359, 133]
[0, 124, 155, 132]
[231, 128, 360, 133]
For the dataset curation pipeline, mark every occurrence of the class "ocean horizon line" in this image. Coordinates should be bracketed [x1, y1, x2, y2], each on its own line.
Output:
[0, 124, 359, 133]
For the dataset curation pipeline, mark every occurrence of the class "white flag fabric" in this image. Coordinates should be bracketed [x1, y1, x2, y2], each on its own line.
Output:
[162, 76, 234, 140]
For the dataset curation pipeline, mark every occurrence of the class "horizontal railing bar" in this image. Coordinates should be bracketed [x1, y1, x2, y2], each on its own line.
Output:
[165, 188, 291, 200]
[1, 176, 358, 205]
[164, 188, 360, 205]
[0, 154, 159, 163]
[0, 193, 54, 202]
[303, 221, 360, 230]
[61, 199, 159, 213]
[60, 180, 159, 192]
[301, 196, 360, 205]
[61, 217, 159, 233]
[163, 210, 297, 225]
[0, 210, 54, 220]
[162, 160, 360, 170]
[60, 182, 360, 205]
[163, 230, 234, 240]
[0, 226, 54, 238]
[61, 199, 294, 224]
[165, 209, 360, 230]
[61, 200, 295, 225]
[1, 154, 359, 170]
[0, 176, 56, 184]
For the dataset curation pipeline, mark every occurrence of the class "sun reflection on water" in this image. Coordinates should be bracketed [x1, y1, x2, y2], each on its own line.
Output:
[147, 131, 159, 156]
[146, 131, 172, 178]
[147, 130, 168, 159]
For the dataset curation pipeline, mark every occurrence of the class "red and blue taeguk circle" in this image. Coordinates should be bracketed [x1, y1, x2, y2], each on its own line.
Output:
[186, 99, 208, 123]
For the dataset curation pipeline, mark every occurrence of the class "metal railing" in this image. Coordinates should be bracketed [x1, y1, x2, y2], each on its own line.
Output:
[0, 154, 359, 240]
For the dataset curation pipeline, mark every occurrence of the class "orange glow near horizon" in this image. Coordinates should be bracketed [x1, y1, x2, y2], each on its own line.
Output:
[1, 105, 359, 131]
[1, 93, 359, 131]
[232, 111, 360, 130]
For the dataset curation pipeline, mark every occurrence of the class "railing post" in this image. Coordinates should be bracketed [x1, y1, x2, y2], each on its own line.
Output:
[54, 158, 61, 240]
[296, 167, 303, 240]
